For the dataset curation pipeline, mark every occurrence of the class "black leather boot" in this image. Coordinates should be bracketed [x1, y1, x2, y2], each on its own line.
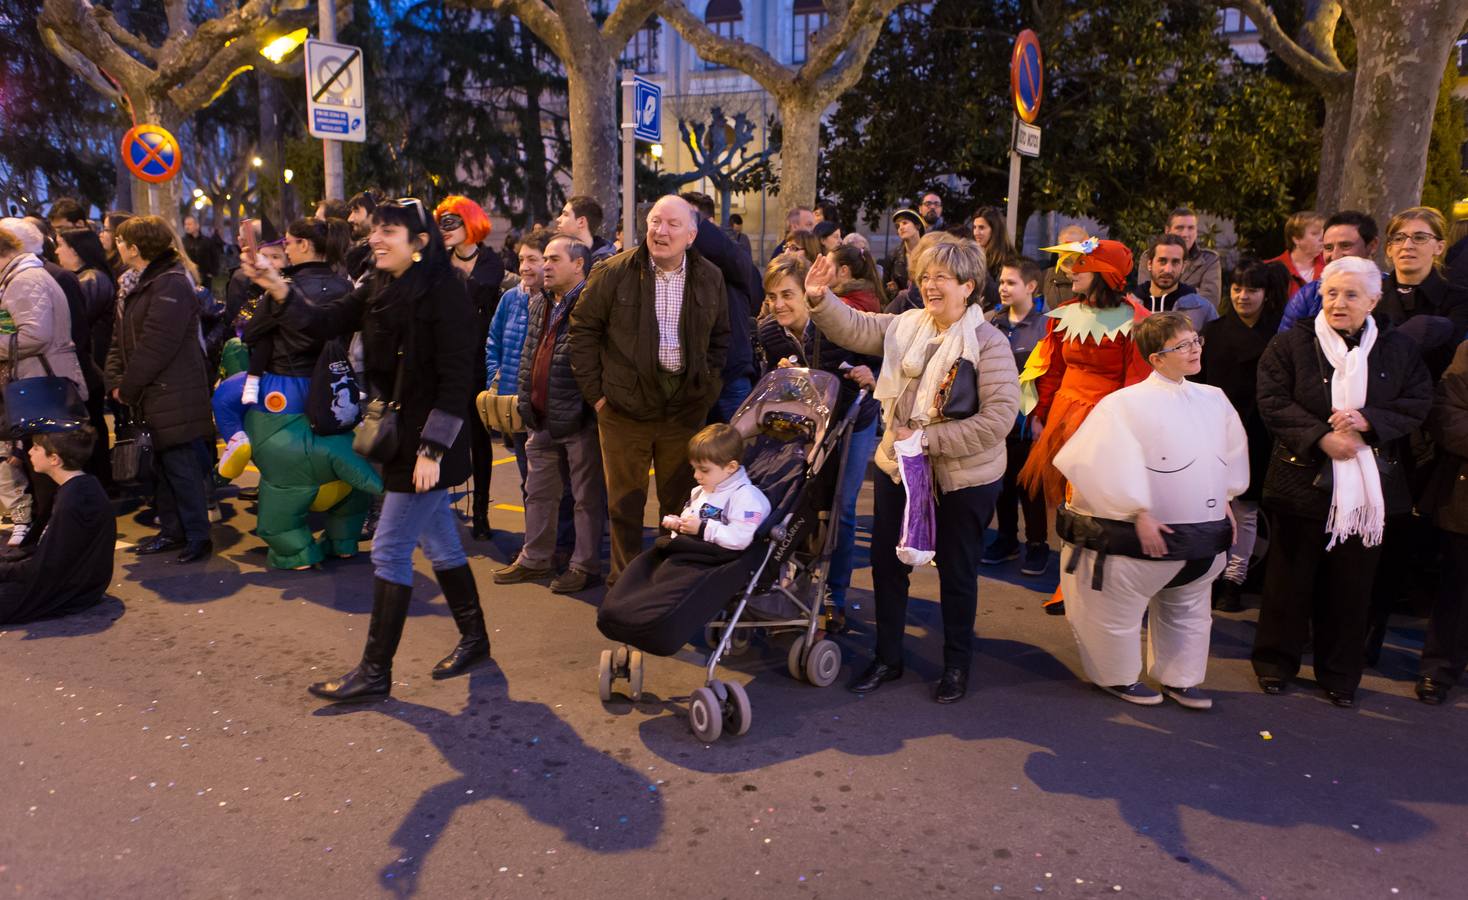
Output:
[308, 578, 411, 702]
[431, 564, 491, 679]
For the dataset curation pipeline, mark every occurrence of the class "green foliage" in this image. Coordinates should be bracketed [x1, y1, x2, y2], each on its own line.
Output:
[822, 0, 1321, 254]
[1422, 60, 1468, 220]
[0, 0, 122, 214]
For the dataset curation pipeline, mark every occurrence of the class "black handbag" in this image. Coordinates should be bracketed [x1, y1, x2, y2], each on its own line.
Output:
[111, 417, 155, 485]
[935, 358, 979, 420]
[352, 349, 406, 464]
[1, 334, 88, 437]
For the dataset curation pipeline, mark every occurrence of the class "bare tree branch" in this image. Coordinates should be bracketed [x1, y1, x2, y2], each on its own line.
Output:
[660, 1, 794, 94]
[164, 0, 192, 40]
[813, 13, 886, 98]
[93, 8, 160, 63]
[476, 0, 572, 63]
[1222, 0, 1350, 90]
[1297, 0, 1346, 72]
[803, 0, 904, 82]
[37, 24, 128, 106]
[602, 0, 663, 45]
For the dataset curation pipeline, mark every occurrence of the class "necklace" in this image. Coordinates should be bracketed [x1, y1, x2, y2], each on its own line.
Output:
[454, 245, 479, 261]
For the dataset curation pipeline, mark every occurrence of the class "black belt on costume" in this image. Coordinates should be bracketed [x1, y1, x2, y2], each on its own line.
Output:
[1055, 504, 1232, 591]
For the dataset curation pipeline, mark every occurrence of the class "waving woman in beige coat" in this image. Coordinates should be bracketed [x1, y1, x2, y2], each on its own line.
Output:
[804, 239, 1019, 704]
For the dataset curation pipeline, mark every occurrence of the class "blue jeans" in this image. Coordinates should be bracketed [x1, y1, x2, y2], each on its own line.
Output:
[827, 417, 879, 609]
[371, 490, 468, 586]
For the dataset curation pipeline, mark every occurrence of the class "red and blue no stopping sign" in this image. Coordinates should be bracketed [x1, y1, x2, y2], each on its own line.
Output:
[120, 124, 182, 184]
[1010, 29, 1043, 124]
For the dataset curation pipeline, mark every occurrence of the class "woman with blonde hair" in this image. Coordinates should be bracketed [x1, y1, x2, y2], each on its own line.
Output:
[1267, 210, 1325, 298]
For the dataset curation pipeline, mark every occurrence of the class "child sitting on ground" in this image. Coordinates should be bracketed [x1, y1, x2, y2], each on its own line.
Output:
[661, 424, 771, 552]
[0, 426, 116, 625]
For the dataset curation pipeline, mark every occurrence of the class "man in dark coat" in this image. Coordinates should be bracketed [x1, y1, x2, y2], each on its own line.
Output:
[680, 192, 759, 421]
[569, 195, 730, 582]
[493, 236, 607, 593]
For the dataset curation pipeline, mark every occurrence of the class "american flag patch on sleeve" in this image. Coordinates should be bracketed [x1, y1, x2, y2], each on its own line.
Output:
[744, 510, 763, 522]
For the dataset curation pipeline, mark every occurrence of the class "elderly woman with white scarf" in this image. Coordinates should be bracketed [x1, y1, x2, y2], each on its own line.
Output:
[1252, 255, 1432, 707]
[803, 240, 1019, 704]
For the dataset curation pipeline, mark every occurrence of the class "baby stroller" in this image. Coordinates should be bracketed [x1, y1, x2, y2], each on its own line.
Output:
[596, 368, 868, 742]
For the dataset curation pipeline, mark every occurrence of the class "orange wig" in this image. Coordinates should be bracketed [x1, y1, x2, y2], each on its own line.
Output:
[434, 195, 492, 245]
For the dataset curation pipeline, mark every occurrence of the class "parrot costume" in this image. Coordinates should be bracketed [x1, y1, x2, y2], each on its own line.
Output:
[212, 356, 382, 570]
[1016, 238, 1152, 615]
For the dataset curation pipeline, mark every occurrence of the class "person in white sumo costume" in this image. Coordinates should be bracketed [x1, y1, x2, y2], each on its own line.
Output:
[1054, 312, 1249, 709]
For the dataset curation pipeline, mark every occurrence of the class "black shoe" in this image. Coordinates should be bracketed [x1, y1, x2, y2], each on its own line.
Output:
[1257, 676, 1286, 695]
[1325, 689, 1355, 708]
[848, 660, 903, 694]
[549, 568, 595, 594]
[934, 667, 968, 704]
[135, 535, 186, 555]
[470, 512, 493, 541]
[309, 578, 411, 702]
[1416, 677, 1448, 705]
[431, 565, 490, 680]
[236, 486, 259, 502]
[1043, 597, 1065, 616]
[1212, 579, 1244, 612]
[1020, 542, 1049, 576]
[981, 535, 1021, 565]
[174, 540, 212, 564]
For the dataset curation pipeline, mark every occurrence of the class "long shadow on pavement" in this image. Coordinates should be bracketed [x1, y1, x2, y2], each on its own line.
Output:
[631, 618, 1457, 893]
[314, 664, 664, 897]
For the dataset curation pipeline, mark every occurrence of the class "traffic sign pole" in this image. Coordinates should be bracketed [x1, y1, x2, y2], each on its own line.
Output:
[621, 68, 635, 251]
[1005, 29, 1044, 248]
[1006, 114, 1022, 244]
[319, 0, 344, 201]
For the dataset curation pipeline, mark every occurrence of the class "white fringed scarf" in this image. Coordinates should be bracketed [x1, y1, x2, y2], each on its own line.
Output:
[1313, 313, 1384, 550]
[873, 303, 986, 428]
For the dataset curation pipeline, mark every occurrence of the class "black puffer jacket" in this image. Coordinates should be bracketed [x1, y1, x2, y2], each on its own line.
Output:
[1425, 341, 1468, 535]
[77, 267, 115, 371]
[241, 261, 350, 376]
[273, 263, 476, 493]
[518, 281, 592, 438]
[105, 253, 214, 449]
[1256, 319, 1433, 519]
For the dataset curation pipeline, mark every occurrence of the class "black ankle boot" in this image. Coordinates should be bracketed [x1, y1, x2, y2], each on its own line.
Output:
[432, 564, 491, 679]
[308, 578, 411, 702]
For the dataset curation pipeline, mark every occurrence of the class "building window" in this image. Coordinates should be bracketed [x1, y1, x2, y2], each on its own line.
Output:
[621, 20, 662, 74]
[792, 0, 828, 65]
[701, 0, 743, 70]
[1217, 8, 1258, 35]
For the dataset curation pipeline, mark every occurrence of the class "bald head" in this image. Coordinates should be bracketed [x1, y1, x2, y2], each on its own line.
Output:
[646, 195, 698, 271]
[1058, 224, 1088, 244]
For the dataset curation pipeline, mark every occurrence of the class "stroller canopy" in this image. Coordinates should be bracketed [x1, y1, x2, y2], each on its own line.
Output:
[729, 368, 841, 460]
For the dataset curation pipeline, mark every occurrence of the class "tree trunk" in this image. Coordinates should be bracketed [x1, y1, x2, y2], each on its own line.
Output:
[1314, 81, 1352, 212]
[775, 95, 823, 210]
[517, 28, 551, 224]
[1337, 0, 1468, 228]
[129, 101, 183, 230]
[565, 53, 620, 242]
[257, 72, 285, 231]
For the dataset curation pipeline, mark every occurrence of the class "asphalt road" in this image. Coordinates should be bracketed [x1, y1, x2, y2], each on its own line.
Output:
[3, 456, 1466, 899]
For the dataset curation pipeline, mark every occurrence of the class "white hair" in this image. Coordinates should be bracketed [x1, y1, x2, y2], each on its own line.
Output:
[1320, 255, 1382, 300]
[0, 218, 44, 255]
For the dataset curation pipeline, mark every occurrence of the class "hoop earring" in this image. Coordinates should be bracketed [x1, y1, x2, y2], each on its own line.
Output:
[411, 250, 423, 263]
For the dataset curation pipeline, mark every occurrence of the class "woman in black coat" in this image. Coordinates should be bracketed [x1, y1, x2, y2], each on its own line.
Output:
[1198, 258, 1288, 610]
[246, 199, 490, 703]
[1251, 257, 1432, 707]
[1416, 341, 1468, 704]
[57, 226, 117, 486]
[107, 216, 216, 563]
[435, 196, 504, 540]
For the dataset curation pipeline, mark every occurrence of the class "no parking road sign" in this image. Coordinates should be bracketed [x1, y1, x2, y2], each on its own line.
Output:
[1010, 28, 1043, 125]
[306, 38, 367, 143]
[120, 124, 182, 184]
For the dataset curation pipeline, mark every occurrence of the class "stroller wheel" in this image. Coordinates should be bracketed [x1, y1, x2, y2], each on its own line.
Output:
[787, 639, 808, 682]
[726, 628, 751, 657]
[613, 644, 629, 670]
[597, 649, 614, 703]
[627, 650, 645, 701]
[722, 680, 752, 737]
[689, 687, 723, 742]
[804, 639, 842, 688]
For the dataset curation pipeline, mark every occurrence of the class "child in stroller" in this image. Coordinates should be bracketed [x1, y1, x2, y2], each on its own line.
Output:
[660, 424, 771, 551]
[596, 368, 865, 742]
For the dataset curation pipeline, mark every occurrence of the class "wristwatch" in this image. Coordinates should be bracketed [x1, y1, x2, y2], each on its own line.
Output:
[919, 429, 930, 451]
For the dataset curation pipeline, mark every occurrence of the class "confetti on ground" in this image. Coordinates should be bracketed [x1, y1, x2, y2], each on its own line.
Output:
[1259, 731, 1273, 740]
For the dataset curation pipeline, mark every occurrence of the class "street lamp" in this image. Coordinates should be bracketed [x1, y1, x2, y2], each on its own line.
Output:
[259, 28, 308, 65]
[650, 143, 663, 160]
[283, 168, 294, 184]
[252, 156, 263, 168]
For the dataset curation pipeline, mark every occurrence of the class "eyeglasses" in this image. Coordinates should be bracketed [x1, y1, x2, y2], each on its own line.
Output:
[918, 272, 957, 287]
[437, 213, 464, 232]
[1154, 336, 1204, 356]
[920, 199, 942, 208]
[1386, 231, 1438, 247]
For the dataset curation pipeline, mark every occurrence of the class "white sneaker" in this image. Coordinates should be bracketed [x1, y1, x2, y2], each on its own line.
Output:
[7, 523, 28, 546]
[240, 375, 260, 406]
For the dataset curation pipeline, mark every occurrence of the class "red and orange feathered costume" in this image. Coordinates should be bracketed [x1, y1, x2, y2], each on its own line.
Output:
[1018, 238, 1152, 506]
